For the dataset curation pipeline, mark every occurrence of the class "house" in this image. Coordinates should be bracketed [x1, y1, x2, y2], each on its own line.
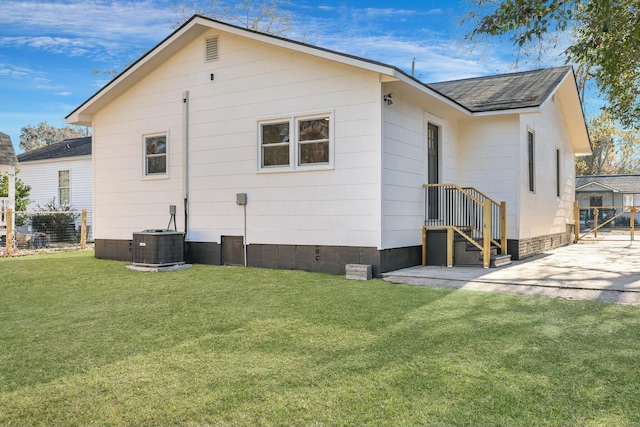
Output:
[0, 132, 17, 232]
[17, 136, 92, 235]
[66, 15, 591, 275]
[576, 174, 640, 224]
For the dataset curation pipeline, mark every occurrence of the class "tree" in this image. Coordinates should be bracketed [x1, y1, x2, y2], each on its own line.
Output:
[19, 122, 89, 152]
[172, 0, 291, 35]
[464, 0, 640, 129]
[576, 112, 640, 175]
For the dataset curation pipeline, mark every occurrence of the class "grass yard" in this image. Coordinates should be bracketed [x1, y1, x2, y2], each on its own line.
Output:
[1, 251, 640, 426]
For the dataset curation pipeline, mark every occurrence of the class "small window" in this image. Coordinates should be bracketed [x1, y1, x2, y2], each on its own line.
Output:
[144, 133, 167, 176]
[58, 170, 70, 206]
[261, 122, 290, 167]
[258, 113, 333, 171]
[528, 131, 535, 193]
[556, 148, 561, 197]
[205, 36, 219, 62]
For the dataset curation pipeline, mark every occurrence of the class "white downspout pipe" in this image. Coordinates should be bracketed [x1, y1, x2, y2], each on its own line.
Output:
[182, 90, 190, 240]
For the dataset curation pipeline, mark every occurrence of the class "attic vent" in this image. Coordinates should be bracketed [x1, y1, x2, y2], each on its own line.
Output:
[205, 36, 219, 62]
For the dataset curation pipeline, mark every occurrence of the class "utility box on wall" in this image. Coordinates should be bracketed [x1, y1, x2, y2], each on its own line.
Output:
[132, 229, 184, 267]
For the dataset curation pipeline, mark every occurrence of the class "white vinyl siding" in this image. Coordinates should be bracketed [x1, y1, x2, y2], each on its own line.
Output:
[91, 30, 381, 246]
[518, 96, 575, 239]
[17, 156, 92, 231]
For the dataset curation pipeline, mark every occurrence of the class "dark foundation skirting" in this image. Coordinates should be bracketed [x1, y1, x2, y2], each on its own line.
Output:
[95, 239, 421, 277]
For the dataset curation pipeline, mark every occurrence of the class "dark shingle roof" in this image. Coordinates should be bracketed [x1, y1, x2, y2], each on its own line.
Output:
[0, 132, 18, 166]
[426, 66, 572, 112]
[576, 174, 640, 193]
[17, 136, 91, 163]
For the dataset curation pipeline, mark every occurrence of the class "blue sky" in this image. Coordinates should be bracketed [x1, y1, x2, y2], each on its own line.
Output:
[0, 0, 572, 154]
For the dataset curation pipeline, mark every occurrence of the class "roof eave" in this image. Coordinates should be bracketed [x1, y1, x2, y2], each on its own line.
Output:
[67, 16, 211, 125]
[556, 69, 592, 156]
[67, 15, 409, 125]
[576, 182, 619, 192]
[18, 154, 92, 165]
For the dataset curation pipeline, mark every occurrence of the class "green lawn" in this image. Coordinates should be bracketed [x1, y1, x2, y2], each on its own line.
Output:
[1, 251, 639, 426]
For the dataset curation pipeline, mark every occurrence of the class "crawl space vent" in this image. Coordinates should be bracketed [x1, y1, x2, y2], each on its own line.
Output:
[205, 36, 219, 62]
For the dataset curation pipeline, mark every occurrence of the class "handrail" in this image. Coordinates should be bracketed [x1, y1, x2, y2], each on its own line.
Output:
[422, 183, 507, 268]
[423, 183, 483, 205]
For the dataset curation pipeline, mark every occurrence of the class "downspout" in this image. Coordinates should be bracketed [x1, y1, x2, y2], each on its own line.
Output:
[182, 90, 190, 240]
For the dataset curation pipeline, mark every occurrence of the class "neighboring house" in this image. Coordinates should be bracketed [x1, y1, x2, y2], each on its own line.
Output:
[0, 132, 17, 231]
[17, 136, 92, 234]
[66, 15, 590, 275]
[576, 174, 640, 223]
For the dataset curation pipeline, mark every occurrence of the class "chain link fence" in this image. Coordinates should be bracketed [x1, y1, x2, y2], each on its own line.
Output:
[1, 208, 92, 256]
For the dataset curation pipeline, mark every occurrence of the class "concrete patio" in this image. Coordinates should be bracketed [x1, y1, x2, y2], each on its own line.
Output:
[382, 236, 640, 305]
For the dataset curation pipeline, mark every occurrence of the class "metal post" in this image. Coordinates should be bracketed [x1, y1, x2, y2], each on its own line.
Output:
[631, 207, 636, 243]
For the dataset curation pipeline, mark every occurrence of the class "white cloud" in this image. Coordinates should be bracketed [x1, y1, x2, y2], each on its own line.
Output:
[1, 0, 174, 59]
[0, 63, 35, 79]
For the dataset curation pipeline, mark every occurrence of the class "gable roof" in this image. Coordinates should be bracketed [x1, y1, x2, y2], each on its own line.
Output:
[65, 14, 590, 154]
[17, 136, 91, 163]
[576, 174, 640, 193]
[427, 67, 572, 113]
[0, 132, 18, 167]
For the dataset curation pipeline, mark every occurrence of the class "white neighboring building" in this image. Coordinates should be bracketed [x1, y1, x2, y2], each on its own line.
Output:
[0, 132, 17, 233]
[66, 15, 590, 275]
[17, 136, 92, 234]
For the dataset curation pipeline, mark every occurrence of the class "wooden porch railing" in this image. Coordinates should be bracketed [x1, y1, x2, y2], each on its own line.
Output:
[422, 183, 507, 268]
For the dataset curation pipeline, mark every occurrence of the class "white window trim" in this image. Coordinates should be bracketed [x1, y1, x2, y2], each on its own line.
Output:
[142, 131, 169, 180]
[258, 111, 335, 173]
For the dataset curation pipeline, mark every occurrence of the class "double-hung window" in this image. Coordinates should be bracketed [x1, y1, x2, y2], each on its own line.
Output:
[261, 121, 290, 167]
[58, 170, 70, 206]
[259, 113, 332, 171]
[144, 133, 168, 177]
